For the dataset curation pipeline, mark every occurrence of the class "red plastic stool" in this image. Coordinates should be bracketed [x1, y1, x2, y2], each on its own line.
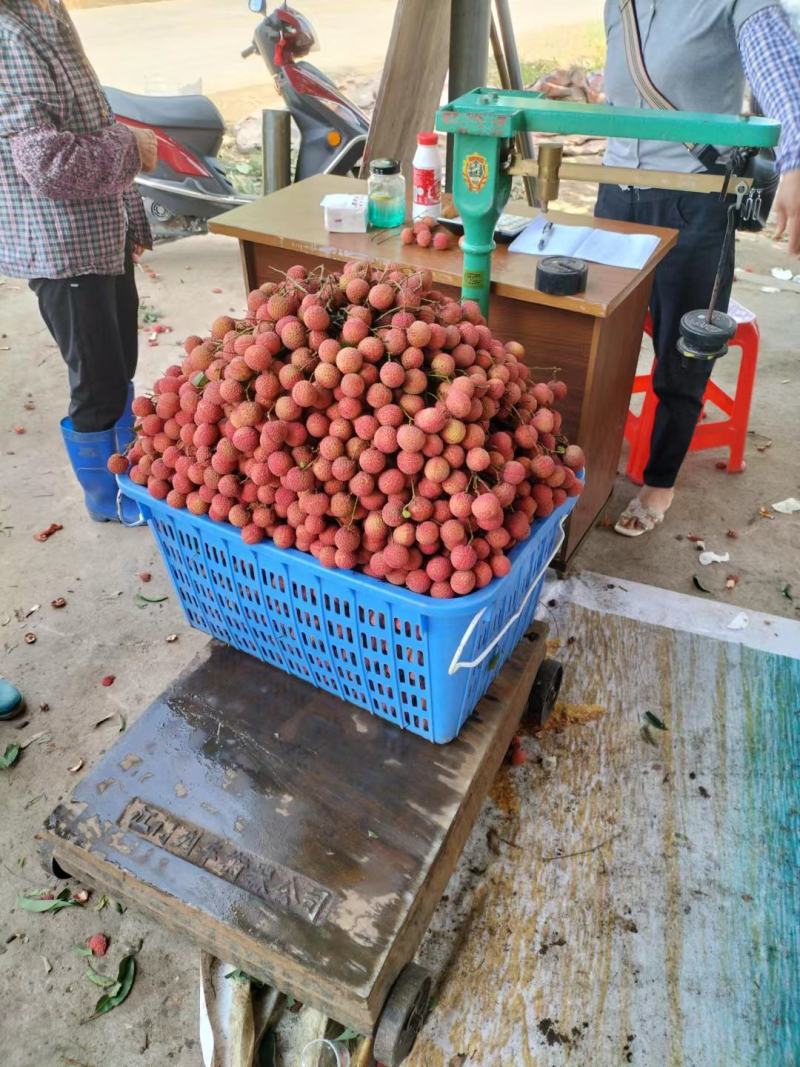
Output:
[623, 298, 760, 485]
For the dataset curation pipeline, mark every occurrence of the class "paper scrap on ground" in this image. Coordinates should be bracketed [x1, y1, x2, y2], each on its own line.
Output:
[771, 267, 794, 280]
[728, 612, 749, 631]
[509, 215, 660, 270]
[698, 551, 730, 566]
[772, 497, 800, 514]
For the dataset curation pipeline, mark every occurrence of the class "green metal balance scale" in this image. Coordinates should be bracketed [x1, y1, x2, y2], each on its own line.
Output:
[436, 89, 780, 356]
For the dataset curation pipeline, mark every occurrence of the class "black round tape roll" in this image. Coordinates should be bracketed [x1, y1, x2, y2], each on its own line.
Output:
[535, 256, 589, 296]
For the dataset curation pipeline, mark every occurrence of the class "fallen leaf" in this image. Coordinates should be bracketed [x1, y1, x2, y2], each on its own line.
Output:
[24, 632, 37, 644]
[758, 507, 774, 519]
[137, 572, 151, 583]
[94, 895, 109, 912]
[68, 759, 84, 773]
[19, 731, 46, 749]
[133, 592, 168, 608]
[726, 529, 738, 539]
[698, 550, 730, 566]
[165, 633, 178, 643]
[72, 946, 94, 958]
[644, 711, 668, 731]
[211, 287, 223, 294]
[93, 715, 113, 728]
[88, 955, 136, 1019]
[17, 888, 81, 913]
[86, 965, 117, 989]
[756, 439, 773, 452]
[33, 523, 62, 542]
[42, 956, 52, 974]
[13, 426, 26, 434]
[728, 612, 749, 631]
[772, 497, 800, 514]
[39, 703, 49, 712]
[0, 744, 20, 769]
[50, 597, 66, 609]
[781, 583, 793, 600]
[687, 533, 705, 543]
[101, 675, 115, 687]
[118, 714, 126, 733]
[692, 575, 713, 594]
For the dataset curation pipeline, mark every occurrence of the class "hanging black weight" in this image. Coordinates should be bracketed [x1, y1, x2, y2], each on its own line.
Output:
[677, 309, 737, 361]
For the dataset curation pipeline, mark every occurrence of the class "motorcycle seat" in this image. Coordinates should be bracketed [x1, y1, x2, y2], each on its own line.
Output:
[103, 87, 225, 133]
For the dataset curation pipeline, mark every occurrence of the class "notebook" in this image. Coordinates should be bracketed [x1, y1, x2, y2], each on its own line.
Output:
[509, 215, 661, 271]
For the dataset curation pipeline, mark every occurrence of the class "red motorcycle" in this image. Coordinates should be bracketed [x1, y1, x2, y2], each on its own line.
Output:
[105, 2, 370, 235]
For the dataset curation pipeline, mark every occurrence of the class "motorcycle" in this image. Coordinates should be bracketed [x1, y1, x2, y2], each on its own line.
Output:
[105, 1, 370, 236]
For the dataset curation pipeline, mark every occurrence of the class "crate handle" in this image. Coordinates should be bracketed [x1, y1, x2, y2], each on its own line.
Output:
[447, 517, 567, 675]
[116, 488, 146, 527]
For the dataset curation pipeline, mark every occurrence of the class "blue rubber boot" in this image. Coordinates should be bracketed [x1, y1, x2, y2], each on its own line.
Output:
[0, 677, 24, 721]
[60, 418, 123, 522]
[60, 385, 143, 524]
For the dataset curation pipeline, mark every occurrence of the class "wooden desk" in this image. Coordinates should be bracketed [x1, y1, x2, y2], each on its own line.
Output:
[210, 175, 677, 567]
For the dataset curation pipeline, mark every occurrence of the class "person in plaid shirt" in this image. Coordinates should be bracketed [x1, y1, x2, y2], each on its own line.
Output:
[0, 0, 157, 522]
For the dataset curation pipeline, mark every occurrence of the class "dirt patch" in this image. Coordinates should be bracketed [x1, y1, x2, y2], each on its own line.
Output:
[537, 702, 607, 733]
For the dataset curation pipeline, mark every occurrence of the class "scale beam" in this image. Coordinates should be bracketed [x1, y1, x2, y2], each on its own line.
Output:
[435, 89, 781, 313]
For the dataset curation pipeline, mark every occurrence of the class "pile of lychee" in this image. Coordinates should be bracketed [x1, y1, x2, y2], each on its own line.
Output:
[400, 216, 455, 251]
[110, 262, 584, 599]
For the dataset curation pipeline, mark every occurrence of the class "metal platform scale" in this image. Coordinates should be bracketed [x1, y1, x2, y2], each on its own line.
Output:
[39, 93, 780, 1065]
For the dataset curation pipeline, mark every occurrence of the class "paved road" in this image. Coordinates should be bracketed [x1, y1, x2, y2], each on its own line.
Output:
[73, 0, 602, 99]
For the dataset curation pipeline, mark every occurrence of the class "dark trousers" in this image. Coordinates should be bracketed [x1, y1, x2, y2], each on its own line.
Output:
[30, 247, 139, 433]
[595, 185, 734, 488]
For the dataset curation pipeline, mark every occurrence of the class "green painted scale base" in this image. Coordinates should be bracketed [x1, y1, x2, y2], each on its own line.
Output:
[435, 89, 781, 313]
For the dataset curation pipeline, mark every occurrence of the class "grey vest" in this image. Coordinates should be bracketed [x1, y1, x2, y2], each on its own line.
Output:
[603, 0, 781, 174]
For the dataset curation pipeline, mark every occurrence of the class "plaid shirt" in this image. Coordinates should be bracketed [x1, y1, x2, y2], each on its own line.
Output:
[0, 0, 151, 280]
[739, 5, 800, 173]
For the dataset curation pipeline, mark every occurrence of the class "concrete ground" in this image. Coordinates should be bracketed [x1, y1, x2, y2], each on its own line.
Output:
[0, 215, 798, 1065]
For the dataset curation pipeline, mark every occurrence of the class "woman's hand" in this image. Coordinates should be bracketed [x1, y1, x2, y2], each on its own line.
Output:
[773, 169, 800, 255]
[129, 126, 157, 173]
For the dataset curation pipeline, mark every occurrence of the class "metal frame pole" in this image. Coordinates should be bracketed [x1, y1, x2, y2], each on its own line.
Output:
[445, 0, 492, 192]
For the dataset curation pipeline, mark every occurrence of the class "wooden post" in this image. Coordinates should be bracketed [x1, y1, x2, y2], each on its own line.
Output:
[359, 0, 451, 180]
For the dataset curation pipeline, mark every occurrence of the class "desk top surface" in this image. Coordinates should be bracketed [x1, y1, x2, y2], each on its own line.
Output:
[210, 175, 677, 319]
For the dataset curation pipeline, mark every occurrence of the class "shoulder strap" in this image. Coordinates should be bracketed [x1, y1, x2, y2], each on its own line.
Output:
[617, 0, 719, 167]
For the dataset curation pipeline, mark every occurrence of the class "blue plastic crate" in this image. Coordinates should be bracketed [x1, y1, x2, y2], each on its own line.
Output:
[119, 477, 577, 743]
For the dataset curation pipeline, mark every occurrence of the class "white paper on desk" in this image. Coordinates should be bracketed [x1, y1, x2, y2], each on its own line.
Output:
[509, 215, 660, 270]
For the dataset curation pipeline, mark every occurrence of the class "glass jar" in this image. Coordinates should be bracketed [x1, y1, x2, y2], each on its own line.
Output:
[367, 158, 406, 229]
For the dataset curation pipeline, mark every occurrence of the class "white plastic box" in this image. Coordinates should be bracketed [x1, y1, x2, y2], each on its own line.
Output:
[320, 194, 369, 233]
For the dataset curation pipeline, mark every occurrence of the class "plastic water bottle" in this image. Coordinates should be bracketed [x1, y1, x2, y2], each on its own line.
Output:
[412, 131, 442, 220]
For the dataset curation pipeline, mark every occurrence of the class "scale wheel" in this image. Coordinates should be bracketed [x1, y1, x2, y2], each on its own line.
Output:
[373, 962, 432, 1066]
[526, 658, 563, 728]
[37, 838, 72, 880]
